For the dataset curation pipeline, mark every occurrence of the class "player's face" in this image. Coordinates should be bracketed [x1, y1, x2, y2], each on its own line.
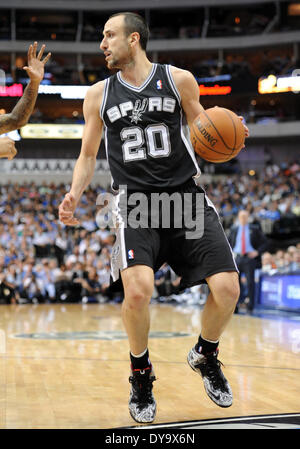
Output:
[100, 16, 133, 69]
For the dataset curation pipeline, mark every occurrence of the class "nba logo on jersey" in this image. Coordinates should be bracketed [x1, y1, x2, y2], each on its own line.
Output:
[156, 79, 162, 90]
[128, 249, 135, 260]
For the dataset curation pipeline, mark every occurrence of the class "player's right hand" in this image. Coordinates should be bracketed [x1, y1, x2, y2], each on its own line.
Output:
[58, 192, 80, 226]
[23, 42, 51, 85]
[0, 137, 17, 160]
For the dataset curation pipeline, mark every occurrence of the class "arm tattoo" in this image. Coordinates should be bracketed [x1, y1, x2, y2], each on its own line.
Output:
[0, 82, 39, 134]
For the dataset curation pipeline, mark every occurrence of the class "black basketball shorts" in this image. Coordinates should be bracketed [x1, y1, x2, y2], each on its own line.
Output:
[110, 180, 238, 291]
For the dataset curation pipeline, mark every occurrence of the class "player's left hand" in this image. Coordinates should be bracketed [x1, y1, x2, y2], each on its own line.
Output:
[238, 116, 250, 138]
[58, 193, 80, 226]
[23, 42, 51, 84]
[238, 116, 249, 149]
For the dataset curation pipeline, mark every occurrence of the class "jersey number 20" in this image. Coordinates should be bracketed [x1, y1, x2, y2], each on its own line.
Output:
[121, 124, 171, 162]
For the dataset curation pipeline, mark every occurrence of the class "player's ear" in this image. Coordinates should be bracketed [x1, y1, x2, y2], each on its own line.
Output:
[129, 32, 140, 48]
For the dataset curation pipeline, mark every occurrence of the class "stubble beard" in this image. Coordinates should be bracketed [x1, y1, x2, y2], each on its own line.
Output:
[107, 45, 134, 71]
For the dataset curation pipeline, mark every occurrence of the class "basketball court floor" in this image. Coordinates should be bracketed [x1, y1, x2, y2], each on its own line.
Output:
[0, 302, 299, 429]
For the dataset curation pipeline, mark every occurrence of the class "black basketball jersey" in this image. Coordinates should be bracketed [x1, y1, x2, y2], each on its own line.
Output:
[100, 63, 200, 192]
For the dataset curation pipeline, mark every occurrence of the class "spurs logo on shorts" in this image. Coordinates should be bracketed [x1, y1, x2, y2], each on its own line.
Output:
[112, 244, 120, 261]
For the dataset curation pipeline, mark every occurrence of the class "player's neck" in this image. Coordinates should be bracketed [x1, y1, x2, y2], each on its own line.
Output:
[119, 54, 153, 88]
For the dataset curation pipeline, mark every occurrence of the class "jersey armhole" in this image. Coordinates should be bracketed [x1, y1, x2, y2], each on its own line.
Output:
[99, 78, 110, 121]
[166, 65, 181, 105]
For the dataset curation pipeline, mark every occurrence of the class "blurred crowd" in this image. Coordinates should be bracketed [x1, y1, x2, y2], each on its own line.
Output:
[0, 159, 299, 305]
[0, 182, 115, 304]
[208, 159, 300, 233]
[261, 245, 300, 275]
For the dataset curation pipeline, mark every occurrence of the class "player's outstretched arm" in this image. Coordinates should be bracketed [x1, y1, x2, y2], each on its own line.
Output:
[58, 82, 104, 226]
[0, 42, 51, 135]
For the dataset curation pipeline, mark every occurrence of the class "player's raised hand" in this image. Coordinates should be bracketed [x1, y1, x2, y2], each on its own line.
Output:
[58, 193, 80, 226]
[23, 42, 51, 85]
[0, 137, 17, 160]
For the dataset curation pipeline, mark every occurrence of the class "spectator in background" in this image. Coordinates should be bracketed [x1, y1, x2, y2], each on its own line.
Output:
[290, 249, 300, 272]
[228, 210, 269, 312]
[96, 260, 111, 295]
[54, 263, 79, 303]
[261, 252, 277, 274]
[292, 198, 300, 216]
[0, 268, 19, 304]
[21, 272, 44, 303]
[273, 249, 285, 271]
[54, 232, 67, 266]
[33, 225, 51, 258]
[74, 266, 101, 303]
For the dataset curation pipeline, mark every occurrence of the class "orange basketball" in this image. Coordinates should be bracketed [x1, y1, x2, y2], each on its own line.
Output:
[190, 107, 245, 163]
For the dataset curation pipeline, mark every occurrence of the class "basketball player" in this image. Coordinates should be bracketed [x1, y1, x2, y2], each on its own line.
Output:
[0, 42, 51, 159]
[58, 12, 249, 423]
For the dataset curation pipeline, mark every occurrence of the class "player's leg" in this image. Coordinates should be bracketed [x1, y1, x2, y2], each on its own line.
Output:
[201, 271, 239, 342]
[188, 271, 239, 407]
[121, 264, 154, 355]
[121, 264, 157, 423]
[174, 186, 240, 406]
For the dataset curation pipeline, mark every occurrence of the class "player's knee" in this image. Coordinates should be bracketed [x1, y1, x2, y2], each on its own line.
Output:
[125, 283, 153, 310]
[229, 282, 240, 305]
[210, 275, 240, 309]
[216, 288, 239, 311]
[221, 282, 240, 309]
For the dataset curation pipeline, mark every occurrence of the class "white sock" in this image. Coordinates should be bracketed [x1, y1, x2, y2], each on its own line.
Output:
[131, 348, 148, 358]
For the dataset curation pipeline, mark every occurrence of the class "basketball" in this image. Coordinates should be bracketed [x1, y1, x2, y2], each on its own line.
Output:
[190, 107, 246, 163]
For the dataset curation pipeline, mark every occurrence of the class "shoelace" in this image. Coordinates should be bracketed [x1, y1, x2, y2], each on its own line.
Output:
[203, 355, 227, 391]
[129, 373, 156, 404]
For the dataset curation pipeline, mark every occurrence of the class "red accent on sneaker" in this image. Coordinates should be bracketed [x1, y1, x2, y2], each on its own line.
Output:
[131, 364, 152, 373]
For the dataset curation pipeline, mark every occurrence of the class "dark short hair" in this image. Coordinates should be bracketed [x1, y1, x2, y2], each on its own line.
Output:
[109, 12, 149, 51]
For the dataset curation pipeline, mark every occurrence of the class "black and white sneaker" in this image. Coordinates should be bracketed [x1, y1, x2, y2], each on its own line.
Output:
[128, 366, 157, 423]
[187, 346, 233, 408]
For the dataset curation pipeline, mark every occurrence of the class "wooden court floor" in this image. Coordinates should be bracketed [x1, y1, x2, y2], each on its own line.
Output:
[0, 302, 299, 429]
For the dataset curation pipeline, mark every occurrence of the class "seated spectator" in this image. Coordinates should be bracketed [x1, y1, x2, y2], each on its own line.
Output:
[65, 245, 85, 265]
[0, 270, 19, 304]
[72, 261, 85, 280]
[280, 252, 293, 273]
[33, 225, 51, 258]
[36, 259, 56, 302]
[54, 233, 67, 266]
[287, 245, 297, 257]
[73, 266, 101, 303]
[292, 198, 300, 216]
[21, 273, 45, 304]
[273, 249, 285, 270]
[96, 260, 112, 298]
[290, 250, 300, 272]
[261, 252, 277, 274]
[54, 263, 81, 303]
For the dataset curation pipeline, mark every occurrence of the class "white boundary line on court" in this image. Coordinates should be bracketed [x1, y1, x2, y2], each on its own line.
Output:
[128, 413, 300, 429]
